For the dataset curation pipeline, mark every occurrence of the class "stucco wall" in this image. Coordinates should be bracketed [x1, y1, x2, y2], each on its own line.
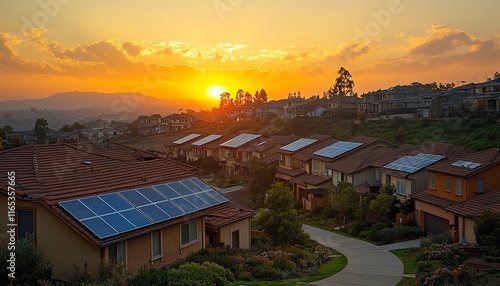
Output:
[218, 218, 251, 249]
[0, 194, 101, 280]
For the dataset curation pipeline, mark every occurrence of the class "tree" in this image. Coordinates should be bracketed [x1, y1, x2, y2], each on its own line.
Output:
[4, 135, 24, 150]
[234, 89, 245, 106]
[329, 181, 358, 225]
[474, 210, 500, 256]
[0, 236, 53, 285]
[34, 118, 49, 144]
[328, 67, 354, 118]
[2, 125, 13, 134]
[247, 157, 276, 207]
[199, 156, 219, 175]
[219, 92, 231, 108]
[369, 190, 394, 221]
[254, 88, 268, 104]
[494, 71, 500, 80]
[255, 182, 306, 245]
[59, 121, 88, 132]
[244, 91, 253, 105]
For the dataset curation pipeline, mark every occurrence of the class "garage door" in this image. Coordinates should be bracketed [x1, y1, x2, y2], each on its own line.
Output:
[424, 213, 449, 235]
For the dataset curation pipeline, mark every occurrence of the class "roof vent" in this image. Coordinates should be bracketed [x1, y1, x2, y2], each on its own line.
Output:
[82, 161, 92, 166]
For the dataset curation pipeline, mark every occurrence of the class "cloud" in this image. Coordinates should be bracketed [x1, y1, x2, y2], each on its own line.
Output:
[409, 25, 482, 56]
[282, 52, 312, 62]
[121, 42, 143, 56]
[325, 43, 374, 63]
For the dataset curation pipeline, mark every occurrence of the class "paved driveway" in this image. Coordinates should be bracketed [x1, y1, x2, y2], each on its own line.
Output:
[303, 225, 405, 286]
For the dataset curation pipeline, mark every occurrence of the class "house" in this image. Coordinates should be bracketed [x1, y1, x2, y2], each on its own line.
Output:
[165, 133, 202, 160]
[0, 142, 253, 280]
[243, 135, 301, 166]
[162, 113, 206, 132]
[136, 116, 166, 135]
[218, 133, 265, 176]
[291, 136, 391, 209]
[294, 99, 329, 117]
[412, 148, 500, 243]
[359, 86, 424, 114]
[254, 101, 284, 120]
[186, 134, 224, 162]
[466, 78, 500, 113]
[282, 97, 307, 119]
[376, 143, 472, 202]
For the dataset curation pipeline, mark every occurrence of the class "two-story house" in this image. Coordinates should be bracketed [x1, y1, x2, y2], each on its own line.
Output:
[412, 148, 500, 243]
[218, 133, 264, 176]
[0, 142, 253, 280]
[165, 133, 202, 160]
[186, 134, 223, 162]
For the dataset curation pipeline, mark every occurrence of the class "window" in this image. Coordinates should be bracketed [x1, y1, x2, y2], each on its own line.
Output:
[152, 230, 162, 258]
[340, 172, 346, 182]
[109, 241, 126, 264]
[231, 230, 240, 248]
[445, 176, 450, 192]
[375, 169, 380, 181]
[321, 162, 327, 176]
[194, 148, 200, 156]
[181, 221, 197, 245]
[430, 173, 436, 189]
[385, 174, 391, 184]
[455, 178, 462, 196]
[279, 154, 284, 165]
[285, 155, 291, 167]
[312, 160, 318, 172]
[397, 179, 406, 195]
[17, 210, 34, 240]
[476, 178, 485, 193]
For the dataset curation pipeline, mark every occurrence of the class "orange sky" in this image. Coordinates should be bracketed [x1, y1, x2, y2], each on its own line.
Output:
[1, 1, 500, 109]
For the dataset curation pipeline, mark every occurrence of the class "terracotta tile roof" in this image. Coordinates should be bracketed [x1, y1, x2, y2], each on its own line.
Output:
[411, 190, 455, 207]
[276, 167, 307, 177]
[354, 181, 382, 195]
[0, 142, 231, 247]
[443, 191, 500, 217]
[290, 173, 331, 186]
[426, 148, 500, 178]
[327, 144, 418, 174]
[205, 206, 255, 230]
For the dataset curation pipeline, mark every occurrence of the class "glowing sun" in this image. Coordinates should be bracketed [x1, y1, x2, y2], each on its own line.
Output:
[206, 84, 227, 100]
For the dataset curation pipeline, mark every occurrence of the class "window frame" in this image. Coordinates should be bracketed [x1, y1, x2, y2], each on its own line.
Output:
[476, 178, 485, 193]
[430, 173, 436, 189]
[312, 159, 318, 172]
[16, 208, 36, 242]
[397, 179, 406, 195]
[180, 221, 198, 247]
[455, 178, 462, 196]
[108, 241, 126, 264]
[151, 230, 162, 261]
[445, 176, 451, 192]
[231, 230, 240, 249]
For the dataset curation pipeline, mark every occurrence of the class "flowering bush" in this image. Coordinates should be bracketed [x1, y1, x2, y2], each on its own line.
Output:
[423, 243, 467, 266]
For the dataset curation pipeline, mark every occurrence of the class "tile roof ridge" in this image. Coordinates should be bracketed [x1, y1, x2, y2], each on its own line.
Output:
[32, 152, 41, 182]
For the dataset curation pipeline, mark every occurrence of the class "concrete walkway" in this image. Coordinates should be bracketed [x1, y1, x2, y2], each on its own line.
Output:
[303, 225, 408, 286]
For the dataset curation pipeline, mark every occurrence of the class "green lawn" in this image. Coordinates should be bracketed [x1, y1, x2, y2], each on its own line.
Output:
[231, 254, 348, 286]
[391, 248, 421, 286]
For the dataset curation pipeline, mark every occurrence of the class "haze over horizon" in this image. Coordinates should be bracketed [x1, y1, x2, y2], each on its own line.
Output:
[1, 1, 500, 109]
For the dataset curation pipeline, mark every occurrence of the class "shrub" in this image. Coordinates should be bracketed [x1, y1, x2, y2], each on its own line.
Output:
[348, 221, 369, 237]
[485, 256, 500, 263]
[322, 206, 337, 219]
[167, 262, 234, 286]
[474, 210, 500, 256]
[311, 206, 325, 216]
[0, 236, 52, 286]
[423, 243, 467, 266]
[420, 232, 454, 248]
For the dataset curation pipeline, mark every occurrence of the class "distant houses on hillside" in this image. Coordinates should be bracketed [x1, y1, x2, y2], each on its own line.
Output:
[164, 131, 500, 246]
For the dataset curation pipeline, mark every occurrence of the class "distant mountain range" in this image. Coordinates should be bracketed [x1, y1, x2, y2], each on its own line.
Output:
[0, 91, 212, 114]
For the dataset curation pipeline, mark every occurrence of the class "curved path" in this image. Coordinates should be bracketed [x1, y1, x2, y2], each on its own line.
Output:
[303, 225, 406, 286]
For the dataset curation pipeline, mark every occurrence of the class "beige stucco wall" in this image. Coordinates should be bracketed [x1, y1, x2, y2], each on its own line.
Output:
[218, 218, 251, 249]
[0, 194, 101, 280]
[352, 169, 375, 186]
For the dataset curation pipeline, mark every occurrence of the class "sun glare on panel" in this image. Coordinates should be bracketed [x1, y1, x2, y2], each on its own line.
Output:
[206, 84, 227, 100]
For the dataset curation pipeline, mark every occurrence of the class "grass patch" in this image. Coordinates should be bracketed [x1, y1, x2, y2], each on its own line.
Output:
[391, 248, 421, 274]
[232, 254, 347, 286]
[396, 277, 416, 286]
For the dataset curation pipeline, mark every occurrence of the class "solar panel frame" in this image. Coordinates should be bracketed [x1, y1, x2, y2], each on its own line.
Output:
[384, 153, 445, 173]
[190, 178, 212, 191]
[119, 190, 151, 206]
[153, 184, 182, 199]
[156, 200, 185, 218]
[452, 160, 482, 169]
[136, 186, 166, 203]
[191, 134, 222, 146]
[80, 197, 115, 216]
[166, 181, 194, 196]
[120, 208, 153, 228]
[99, 193, 134, 212]
[280, 138, 318, 152]
[80, 217, 117, 239]
[184, 194, 211, 209]
[178, 179, 204, 193]
[206, 190, 229, 203]
[171, 197, 198, 213]
[220, 133, 261, 148]
[101, 213, 135, 233]
[313, 141, 363, 158]
[139, 204, 171, 222]
[59, 200, 96, 220]
[173, 133, 202, 145]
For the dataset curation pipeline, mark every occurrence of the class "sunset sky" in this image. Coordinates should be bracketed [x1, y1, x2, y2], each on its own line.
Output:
[1, 0, 500, 109]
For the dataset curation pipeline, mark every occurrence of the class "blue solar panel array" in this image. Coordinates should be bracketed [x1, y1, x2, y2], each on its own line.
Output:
[383, 153, 445, 174]
[452, 160, 482, 169]
[280, 138, 318, 152]
[313, 141, 363, 158]
[59, 177, 229, 239]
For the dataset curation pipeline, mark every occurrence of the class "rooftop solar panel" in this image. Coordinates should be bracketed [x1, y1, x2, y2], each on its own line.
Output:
[153, 184, 181, 199]
[220, 133, 261, 148]
[156, 200, 185, 218]
[120, 208, 153, 228]
[81, 217, 117, 239]
[136, 187, 166, 203]
[313, 141, 363, 158]
[59, 200, 96, 220]
[383, 153, 445, 174]
[173, 134, 202, 145]
[99, 193, 134, 212]
[280, 138, 318, 152]
[452, 160, 482, 169]
[119, 190, 151, 207]
[139, 204, 170, 222]
[101, 213, 135, 233]
[59, 177, 228, 239]
[191, 134, 222, 146]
